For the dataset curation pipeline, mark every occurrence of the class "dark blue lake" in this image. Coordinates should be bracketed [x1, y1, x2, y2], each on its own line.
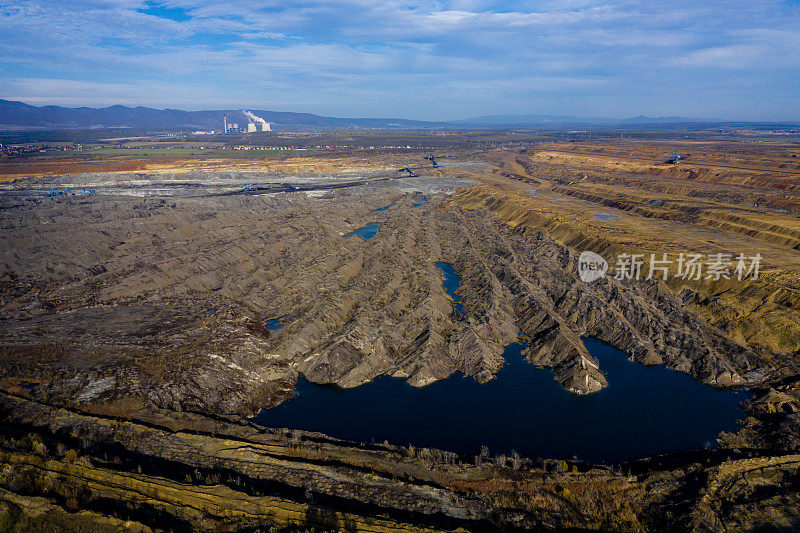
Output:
[412, 197, 426, 208]
[255, 262, 749, 463]
[255, 338, 748, 464]
[344, 223, 380, 240]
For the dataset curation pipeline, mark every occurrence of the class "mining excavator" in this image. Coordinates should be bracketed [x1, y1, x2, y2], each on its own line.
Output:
[398, 155, 439, 177]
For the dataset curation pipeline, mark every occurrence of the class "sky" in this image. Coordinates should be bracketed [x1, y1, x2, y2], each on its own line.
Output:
[1, 0, 799, 121]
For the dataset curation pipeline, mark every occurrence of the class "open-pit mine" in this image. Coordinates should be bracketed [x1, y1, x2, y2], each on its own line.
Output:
[2, 133, 800, 531]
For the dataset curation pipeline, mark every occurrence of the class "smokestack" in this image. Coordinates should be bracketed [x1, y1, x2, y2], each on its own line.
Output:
[224, 114, 227, 133]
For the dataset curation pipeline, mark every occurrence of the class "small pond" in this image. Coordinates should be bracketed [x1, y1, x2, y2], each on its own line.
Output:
[436, 262, 464, 316]
[591, 211, 622, 221]
[371, 202, 396, 212]
[344, 223, 380, 240]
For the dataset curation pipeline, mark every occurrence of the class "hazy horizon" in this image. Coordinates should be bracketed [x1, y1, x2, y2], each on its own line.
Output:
[1, 1, 799, 122]
[0, 97, 735, 123]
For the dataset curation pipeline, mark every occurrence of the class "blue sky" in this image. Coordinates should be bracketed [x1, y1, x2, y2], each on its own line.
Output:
[1, 0, 798, 120]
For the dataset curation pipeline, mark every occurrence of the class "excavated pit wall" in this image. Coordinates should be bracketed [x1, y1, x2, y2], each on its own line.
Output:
[0, 173, 766, 418]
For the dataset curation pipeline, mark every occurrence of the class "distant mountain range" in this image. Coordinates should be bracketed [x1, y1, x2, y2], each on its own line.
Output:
[0, 99, 792, 131]
[0, 99, 444, 131]
[454, 114, 712, 126]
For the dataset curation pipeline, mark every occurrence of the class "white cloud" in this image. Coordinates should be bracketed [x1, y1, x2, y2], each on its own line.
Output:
[0, 0, 797, 119]
[675, 45, 766, 69]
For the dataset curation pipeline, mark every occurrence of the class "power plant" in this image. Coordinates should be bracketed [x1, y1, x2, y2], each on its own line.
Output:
[223, 111, 271, 134]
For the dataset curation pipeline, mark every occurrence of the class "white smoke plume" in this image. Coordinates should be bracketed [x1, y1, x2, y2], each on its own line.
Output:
[242, 110, 267, 125]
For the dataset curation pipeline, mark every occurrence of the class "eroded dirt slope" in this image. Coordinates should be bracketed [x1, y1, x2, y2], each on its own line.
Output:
[0, 179, 769, 416]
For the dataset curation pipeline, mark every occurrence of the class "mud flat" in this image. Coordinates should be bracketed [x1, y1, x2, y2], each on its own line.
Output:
[0, 170, 465, 199]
